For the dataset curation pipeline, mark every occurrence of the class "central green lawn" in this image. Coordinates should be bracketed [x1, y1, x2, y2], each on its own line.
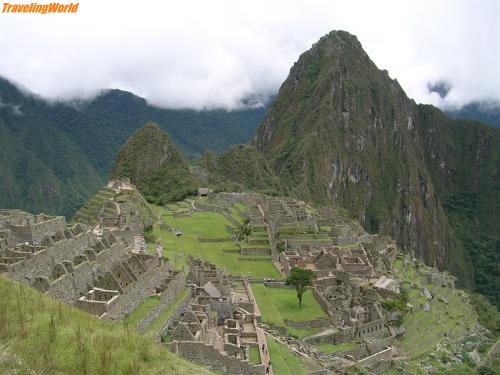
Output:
[251, 284, 327, 337]
[124, 296, 160, 327]
[266, 336, 307, 375]
[154, 206, 280, 278]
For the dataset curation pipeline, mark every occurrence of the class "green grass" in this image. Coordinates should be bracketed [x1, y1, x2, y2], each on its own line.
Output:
[155, 206, 281, 278]
[230, 206, 247, 224]
[146, 287, 191, 336]
[394, 261, 478, 359]
[0, 276, 212, 375]
[313, 342, 356, 353]
[124, 296, 161, 327]
[251, 284, 327, 337]
[249, 346, 261, 365]
[266, 337, 307, 375]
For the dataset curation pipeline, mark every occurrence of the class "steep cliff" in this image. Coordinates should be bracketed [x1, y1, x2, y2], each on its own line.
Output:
[254, 31, 500, 299]
[200, 144, 284, 195]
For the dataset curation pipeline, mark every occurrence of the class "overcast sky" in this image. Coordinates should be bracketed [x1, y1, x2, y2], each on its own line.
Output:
[0, 0, 498, 110]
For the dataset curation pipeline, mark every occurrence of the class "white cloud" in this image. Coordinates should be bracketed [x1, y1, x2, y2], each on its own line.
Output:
[0, 0, 498, 109]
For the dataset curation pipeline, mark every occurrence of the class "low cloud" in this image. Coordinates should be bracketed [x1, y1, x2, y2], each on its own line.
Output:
[0, 0, 498, 110]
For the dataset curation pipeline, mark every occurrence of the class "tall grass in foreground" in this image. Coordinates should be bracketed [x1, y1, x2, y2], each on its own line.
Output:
[0, 275, 212, 374]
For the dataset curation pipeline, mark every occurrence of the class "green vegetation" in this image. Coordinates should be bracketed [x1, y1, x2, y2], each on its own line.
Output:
[155, 207, 280, 278]
[265, 336, 307, 375]
[285, 267, 316, 307]
[201, 144, 285, 196]
[252, 30, 500, 303]
[110, 123, 199, 206]
[395, 260, 477, 359]
[442, 190, 500, 307]
[0, 78, 266, 217]
[144, 225, 156, 244]
[470, 293, 500, 336]
[251, 284, 327, 337]
[248, 346, 261, 365]
[381, 292, 409, 313]
[0, 275, 211, 375]
[71, 187, 117, 225]
[236, 218, 252, 250]
[124, 296, 161, 327]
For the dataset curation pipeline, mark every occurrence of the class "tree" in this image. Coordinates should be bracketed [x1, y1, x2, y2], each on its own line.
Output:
[235, 218, 251, 251]
[276, 240, 286, 253]
[285, 267, 315, 308]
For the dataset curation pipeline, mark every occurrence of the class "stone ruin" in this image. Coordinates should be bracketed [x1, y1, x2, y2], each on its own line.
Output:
[165, 258, 270, 375]
[0, 209, 174, 320]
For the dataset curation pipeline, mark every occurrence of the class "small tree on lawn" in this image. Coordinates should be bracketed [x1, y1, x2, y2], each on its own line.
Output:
[286, 267, 315, 308]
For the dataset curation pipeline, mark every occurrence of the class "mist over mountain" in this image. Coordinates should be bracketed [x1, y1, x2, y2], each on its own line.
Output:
[446, 101, 500, 128]
[0, 77, 266, 216]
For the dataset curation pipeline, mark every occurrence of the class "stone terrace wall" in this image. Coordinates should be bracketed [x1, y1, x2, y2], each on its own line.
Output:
[284, 318, 331, 329]
[48, 262, 95, 303]
[169, 341, 266, 375]
[240, 247, 271, 256]
[313, 288, 334, 317]
[156, 290, 193, 339]
[137, 271, 187, 331]
[358, 347, 393, 367]
[30, 217, 67, 241]
[46, 241, 132, 304]
[7, 232, 95, 282]
[8, 216, 67, 242]
[106, 261, 172, 320]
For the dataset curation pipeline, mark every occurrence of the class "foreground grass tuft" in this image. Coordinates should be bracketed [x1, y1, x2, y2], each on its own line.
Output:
[0, 275, 212, 375]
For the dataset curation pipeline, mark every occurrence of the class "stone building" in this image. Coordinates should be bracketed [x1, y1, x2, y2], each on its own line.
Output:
[166, 258, 269, 375]
[0, 209, 173, 320]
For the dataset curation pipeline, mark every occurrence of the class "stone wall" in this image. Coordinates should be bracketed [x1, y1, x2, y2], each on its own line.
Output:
[105, 261, 172, 320]
[284, 318, 331, 329]
[240, 247, 271, 255]
[137, 271, 187, 331]
[7, 232, 96, 283]
[8, 216, 67, 243]
[357, 347, 393, 367]
[157, 289, 194, 339]
[263, 281, 293, 288]
[313, 288, 334, 317]
[169, 341, 266, 375]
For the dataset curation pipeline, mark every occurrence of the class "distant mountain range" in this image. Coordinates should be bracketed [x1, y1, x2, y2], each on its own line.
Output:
[447, 101, 500, 128]
[0, 77, 266, 216]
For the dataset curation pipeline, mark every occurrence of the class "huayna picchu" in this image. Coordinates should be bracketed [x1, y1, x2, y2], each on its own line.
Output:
[252, 31, 500, 309]
[0, 28, 498, 375]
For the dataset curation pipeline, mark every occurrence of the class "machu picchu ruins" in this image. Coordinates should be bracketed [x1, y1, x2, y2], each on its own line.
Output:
[0, 187, 496, 375]
[0, 186, 495, 374]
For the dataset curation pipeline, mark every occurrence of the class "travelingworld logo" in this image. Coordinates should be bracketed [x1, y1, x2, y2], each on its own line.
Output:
[2, 2, 79, 14]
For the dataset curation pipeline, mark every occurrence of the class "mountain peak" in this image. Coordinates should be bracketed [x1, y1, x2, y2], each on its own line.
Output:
[110, 122, 183, 187]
